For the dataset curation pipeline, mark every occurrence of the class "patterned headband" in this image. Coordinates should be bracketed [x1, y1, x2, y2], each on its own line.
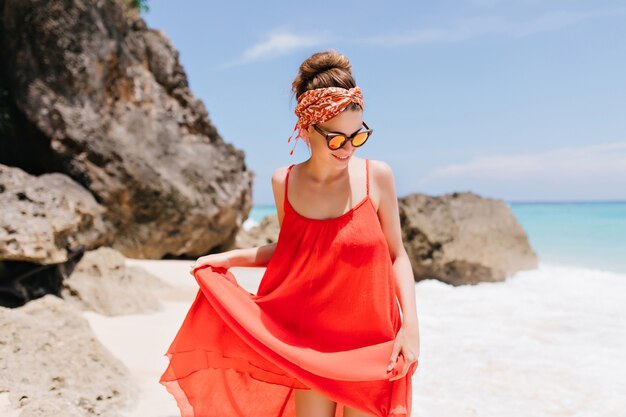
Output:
[287, 86, 364, 156]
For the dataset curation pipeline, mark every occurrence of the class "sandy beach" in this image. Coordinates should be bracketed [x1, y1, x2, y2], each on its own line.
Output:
[79, 258, 626, 417]
[80, 259, 262, 417]
[2, 1, 624, 416]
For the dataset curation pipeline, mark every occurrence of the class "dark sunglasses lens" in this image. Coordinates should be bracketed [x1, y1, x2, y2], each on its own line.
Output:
[352, 132, 369, 147]
[328, 135, 347, 150]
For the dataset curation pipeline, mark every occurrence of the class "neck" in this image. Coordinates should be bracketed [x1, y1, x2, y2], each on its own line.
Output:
[302, 156, 350, 184]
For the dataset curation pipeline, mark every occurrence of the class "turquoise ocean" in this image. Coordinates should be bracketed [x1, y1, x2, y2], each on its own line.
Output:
[246, 201, 626, 275]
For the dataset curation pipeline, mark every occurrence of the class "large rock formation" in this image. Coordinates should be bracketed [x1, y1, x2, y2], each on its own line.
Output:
[399, 191, 538, 285]
[0, 294, 139, 417]
[0, 164, 110, 263]
[0, 0, 253, 259]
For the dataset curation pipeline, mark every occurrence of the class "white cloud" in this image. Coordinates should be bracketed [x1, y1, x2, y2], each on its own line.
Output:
[214, 29, 332, 70]
[416, 141, 626, 200]
[218, 6, 625, 67]
[356, 6, 626, 46]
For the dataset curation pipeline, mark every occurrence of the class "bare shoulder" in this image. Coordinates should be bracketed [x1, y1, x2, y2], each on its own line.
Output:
[271, 165, 290, 185]
[368, 158, 394, 181]
[271, 165, 292, 227]
[271, 165, 292, 201]
[367, 159, 395, 208]
[367, 159, 405, 260]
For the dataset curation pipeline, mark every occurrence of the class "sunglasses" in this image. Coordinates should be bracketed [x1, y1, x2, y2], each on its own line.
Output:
[311, 121, 373, 150]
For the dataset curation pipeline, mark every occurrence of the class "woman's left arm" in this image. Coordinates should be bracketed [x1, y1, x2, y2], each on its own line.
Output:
[373, 160, 420, 380]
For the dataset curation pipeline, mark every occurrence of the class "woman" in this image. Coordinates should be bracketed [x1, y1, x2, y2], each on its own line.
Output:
[160, 50, 420, 417]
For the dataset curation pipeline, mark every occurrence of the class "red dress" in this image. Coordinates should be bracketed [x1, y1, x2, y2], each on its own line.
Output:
[159, 158, 418, 417]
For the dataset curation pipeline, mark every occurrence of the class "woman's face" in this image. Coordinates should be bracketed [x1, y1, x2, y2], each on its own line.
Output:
[305, 109, 364, 165]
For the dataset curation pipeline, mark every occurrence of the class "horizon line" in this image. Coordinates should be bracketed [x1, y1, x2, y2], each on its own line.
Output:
[251, 199, 626, 208]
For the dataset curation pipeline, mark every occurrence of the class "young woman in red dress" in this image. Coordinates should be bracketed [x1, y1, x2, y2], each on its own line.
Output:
[162, 50, 421, 417]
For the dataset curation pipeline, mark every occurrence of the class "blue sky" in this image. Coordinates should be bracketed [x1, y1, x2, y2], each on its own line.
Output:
[143, 0, 626, 205]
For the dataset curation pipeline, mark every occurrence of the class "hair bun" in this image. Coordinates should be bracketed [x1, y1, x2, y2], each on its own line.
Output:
[300, 50, 352, 79]
[291, 50, 357, 101]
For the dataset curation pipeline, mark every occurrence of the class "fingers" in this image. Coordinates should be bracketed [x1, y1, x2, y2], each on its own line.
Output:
[399, 353, 411, 378]
[388, 350, 418, 381]
[189, 259, 213, 276]
[387, 352, 404, 381]
[387, 341, 401, 372]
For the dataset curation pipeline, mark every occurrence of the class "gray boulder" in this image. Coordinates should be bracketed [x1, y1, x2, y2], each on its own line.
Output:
[0, 164, 109, 263]
[234, 214, 280, 249]
[0, 294, 139, 417]
[61, 246, 171, 316]
[399, 191, 538, 285]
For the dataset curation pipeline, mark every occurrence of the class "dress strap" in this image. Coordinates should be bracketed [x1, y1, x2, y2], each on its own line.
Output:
[365, 158, 370, 197]
[284, 164, 295, 212]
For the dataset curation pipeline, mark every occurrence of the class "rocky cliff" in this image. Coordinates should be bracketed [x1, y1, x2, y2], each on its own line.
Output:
[0, 0, 253, 259]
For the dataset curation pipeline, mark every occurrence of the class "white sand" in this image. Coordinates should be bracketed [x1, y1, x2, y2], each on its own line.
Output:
[81, 259, 626, 417]
[0, 393, 20, 417]
[83, 260, 266, 417]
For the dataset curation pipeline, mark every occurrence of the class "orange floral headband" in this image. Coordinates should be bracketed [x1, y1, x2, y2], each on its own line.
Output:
[287, 86, 364, 155]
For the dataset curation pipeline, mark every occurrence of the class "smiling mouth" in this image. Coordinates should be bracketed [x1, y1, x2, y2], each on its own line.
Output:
[332, 154, 351, 160]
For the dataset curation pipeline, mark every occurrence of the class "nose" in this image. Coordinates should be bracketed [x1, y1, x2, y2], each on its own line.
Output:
[344, 139, 356, 153]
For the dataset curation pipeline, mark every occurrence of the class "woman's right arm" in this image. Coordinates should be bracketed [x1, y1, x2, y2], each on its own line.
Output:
[191, 243, 277, 274]
[226, 242, 277, 268]
[193, 167, 287, 271]
[227, 167, 286, 268]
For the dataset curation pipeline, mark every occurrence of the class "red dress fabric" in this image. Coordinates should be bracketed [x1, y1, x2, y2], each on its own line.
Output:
[159, 158, 418, 417]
